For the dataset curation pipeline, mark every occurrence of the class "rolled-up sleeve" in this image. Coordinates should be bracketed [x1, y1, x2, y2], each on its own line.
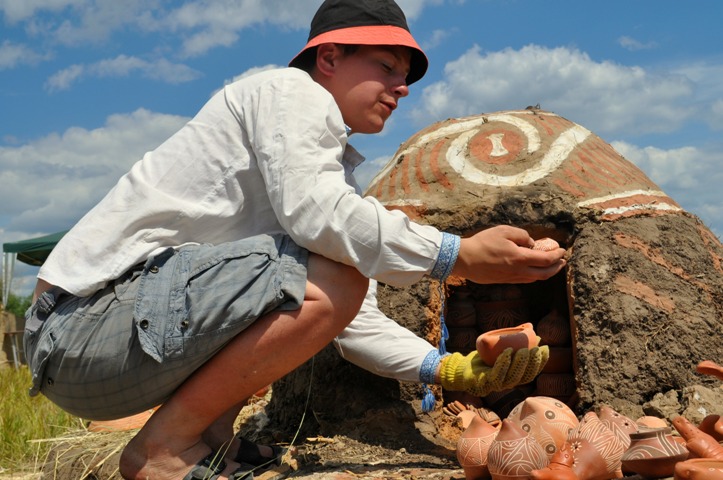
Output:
[237, 72, 444, 287]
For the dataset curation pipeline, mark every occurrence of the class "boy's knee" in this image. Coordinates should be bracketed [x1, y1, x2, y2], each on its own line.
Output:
[307, 254, 368, 321]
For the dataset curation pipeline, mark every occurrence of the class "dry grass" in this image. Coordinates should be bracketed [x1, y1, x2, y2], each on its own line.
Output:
[36, 429, 134, 479]
[0, 366, 83, 474]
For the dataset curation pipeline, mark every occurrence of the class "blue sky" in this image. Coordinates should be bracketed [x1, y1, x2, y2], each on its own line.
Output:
[2, 0, 722, 297]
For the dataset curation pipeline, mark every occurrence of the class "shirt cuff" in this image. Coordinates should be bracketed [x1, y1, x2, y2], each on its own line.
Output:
[419, 349, 450, 384]
[429, 232, 460, 282]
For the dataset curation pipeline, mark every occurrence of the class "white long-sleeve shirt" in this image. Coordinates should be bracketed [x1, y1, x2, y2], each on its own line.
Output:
[38, 67, 456, 383]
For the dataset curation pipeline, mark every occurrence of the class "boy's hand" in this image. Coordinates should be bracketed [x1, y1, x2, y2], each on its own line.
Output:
[451, 226, 566, 285]
[439, 345, 549, 397]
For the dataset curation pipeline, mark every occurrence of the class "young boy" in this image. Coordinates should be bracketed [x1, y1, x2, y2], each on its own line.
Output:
[25, 1, 566, 478]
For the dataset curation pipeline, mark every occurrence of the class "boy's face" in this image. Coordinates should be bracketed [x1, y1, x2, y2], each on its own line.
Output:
[318, 44, 412, 134]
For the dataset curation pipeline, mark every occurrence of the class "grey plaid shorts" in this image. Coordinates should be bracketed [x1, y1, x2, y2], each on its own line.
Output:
[24, 234, 308, 420]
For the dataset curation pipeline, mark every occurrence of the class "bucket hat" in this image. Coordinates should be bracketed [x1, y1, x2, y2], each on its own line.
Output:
[289, 0, 428, 85]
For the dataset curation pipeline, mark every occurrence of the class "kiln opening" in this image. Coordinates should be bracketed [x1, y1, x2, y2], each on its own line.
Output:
[441, 259, 576, 419]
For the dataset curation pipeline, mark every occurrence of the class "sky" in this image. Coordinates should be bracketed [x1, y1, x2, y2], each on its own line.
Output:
[2, 0, 722, 297]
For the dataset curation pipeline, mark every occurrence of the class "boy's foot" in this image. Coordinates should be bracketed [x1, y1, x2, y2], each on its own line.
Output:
[235, 436, 287, 467]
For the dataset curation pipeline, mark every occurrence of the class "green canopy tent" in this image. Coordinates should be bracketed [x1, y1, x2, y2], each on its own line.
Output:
[2, 231, 67, 303]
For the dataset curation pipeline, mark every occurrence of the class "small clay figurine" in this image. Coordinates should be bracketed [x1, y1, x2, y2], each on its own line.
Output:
[530, 442, 578, 480]
[672, 415, 723, 460]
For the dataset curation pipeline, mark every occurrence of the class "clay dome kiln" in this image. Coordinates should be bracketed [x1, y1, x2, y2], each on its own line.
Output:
[268, 109, 723, 448]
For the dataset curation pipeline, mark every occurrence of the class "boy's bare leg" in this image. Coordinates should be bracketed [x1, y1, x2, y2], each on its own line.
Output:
[119, 254, 368, 480]
[201, 401, 246, 456]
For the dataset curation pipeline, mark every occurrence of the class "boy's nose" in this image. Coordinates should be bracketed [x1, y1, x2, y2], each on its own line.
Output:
[394, 83, 409, 98]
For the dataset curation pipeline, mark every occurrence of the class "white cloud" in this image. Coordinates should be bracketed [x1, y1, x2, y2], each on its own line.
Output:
[3, 0, 451, 59]
[397, 0, 446, 19]
[671, 63, 723, 130]
[618, 36, 657, 51]
[355, 155, 393, 193]
[612, 142, 701, 189]
[422, 28, 455, 51]
[612, 140, 723, 238]
[412, 44, 696, 136]
[219, 64, 280, 89]
[711, 99, 723, 130]
[0, 109, 189, 233]
[0, 40, 48, 69]
[45, 55, 201, 91]
[0, 0, 83, 23]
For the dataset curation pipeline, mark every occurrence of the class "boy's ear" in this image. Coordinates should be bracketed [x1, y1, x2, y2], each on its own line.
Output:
[315, 43, 340, 77]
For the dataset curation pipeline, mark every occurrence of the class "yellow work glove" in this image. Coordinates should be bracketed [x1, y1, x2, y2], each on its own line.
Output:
[439, 345, 549, 397]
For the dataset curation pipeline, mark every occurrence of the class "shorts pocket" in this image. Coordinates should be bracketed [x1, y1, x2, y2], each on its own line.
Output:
[25, 326, 56, 397]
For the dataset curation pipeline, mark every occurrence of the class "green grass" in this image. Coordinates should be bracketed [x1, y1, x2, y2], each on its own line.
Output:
[0, 366, 83, 472]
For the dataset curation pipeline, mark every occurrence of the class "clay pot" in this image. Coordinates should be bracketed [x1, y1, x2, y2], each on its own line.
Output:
[699, 415, 723, 442]
[530, 442, 579, 480]
[636, 416, 669, 430]
[599, 405, 637, 450]
[532, 237, 560, 251]
[672, 415, 723, 460]
[621, 426, 689, 478]
[696, 360, 723, 380]
[567, 411, 626, 480]
[534, 373, 576, 401]
[483, 387, 531, 420]
[475, 299, 532, 332]
[541, 347, 574, 374]
[536, 309, 571, 347]
[487, 419, 548, 480]
[457, 410, 480, 430]
[476, 322, 538, 366]
[674, 458, 723, 479]
[457, 415, 500, 480]
[448, 326, 479, 352]
[447, 298, 478, 328]
[507, 396, 579, 460]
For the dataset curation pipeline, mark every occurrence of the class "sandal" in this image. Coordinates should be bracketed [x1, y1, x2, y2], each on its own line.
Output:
[183, 450, 257, 480]
[183, 451, 227, 480]
[235, 436, 285, 467]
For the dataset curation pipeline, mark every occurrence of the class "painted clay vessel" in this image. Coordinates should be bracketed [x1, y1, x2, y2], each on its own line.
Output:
[599, 405, 637, 451]
[672, 415, 723, 460]
[536, 309, 571, 348]
[447, 298, 478, 328]
[476, 322, 538, 366]
[483, 387, 531, 420]
[475, 298, 532, 332]
[636, 416, 669, 430]
[621, 426, 689, 478]
[448, 326, 479, 352]
[457, 414, 500, 480]
[699, 414, 723, 442]
[541, 347, 574, 374]
[457, 409, 480, 430]
[532, 238, 560, 252]
[534, 373, 576, 401]
[696, 360, 723, 380]
[567, 411, 626, 480]
[674, 458, 723, 479]
[530, 442, 579, 480]
[507, 396, 579, 460]
[487, 419, 548, 480]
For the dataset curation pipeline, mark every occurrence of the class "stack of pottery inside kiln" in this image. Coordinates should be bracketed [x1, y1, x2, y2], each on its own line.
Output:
[454, 395, 723, 480]
[444, 272, 575, 417]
